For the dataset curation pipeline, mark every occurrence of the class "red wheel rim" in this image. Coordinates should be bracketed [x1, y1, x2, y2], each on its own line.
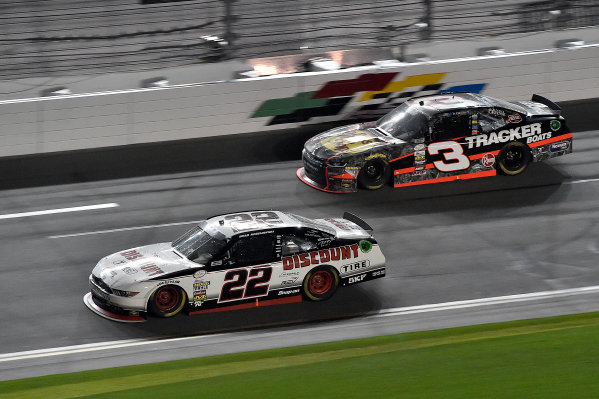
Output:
[309, 271, 333, 295]
[154, 286, 180, 312]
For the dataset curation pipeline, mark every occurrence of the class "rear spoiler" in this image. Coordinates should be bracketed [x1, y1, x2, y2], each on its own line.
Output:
[531, 94, 561, 111]
[343, 212, 373, 233]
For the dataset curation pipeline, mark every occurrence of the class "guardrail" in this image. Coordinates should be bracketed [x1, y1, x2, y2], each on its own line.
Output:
[1, 44, 598, 159]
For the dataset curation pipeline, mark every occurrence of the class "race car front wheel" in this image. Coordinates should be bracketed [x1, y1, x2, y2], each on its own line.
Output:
[148, 285, 186, 318]
[358, 158, 391, 190]
[497, 142, 531, 175]
[302, 266, 339, 301]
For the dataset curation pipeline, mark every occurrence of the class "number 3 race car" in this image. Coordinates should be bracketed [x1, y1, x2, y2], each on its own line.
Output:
[84, 211, 386, 322]
[298, 93, 572, 193]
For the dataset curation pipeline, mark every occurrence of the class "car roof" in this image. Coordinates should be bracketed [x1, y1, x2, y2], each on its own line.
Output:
[205, 211, 331, 238]
[405, 92, 527, 115]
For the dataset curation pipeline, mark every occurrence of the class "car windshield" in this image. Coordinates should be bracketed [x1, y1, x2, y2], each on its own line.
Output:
[376, 102, 429, 140]
[172, 221, 227, 263]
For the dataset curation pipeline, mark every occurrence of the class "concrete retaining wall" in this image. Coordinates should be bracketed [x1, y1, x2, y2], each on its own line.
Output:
[1, 44, 598, 159]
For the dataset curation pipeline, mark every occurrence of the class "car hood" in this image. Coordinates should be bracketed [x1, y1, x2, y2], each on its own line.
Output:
[92, 242, 192, 287]
[305, 123, 397, 159]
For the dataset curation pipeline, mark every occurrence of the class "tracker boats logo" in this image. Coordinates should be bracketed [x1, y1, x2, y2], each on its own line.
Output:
[464, 123, 550, 149]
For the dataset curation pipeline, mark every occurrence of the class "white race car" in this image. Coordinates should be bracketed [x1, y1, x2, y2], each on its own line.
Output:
[84, 211, 386, 322]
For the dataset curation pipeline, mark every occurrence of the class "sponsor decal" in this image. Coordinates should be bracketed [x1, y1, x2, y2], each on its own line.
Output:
[550, 141, 570, 152]
[489, 108, 506, 116]
[372, 269, 385, 277]
[193, 281, 210, 289]
[193, 287, 207, 302]
[282, 278, 299, 285]
[194, 301, 204, 307]
[324, 218, 351, 231]
[120, 250, 143, 261]
[193, 270, 207, 278]
[413, 170, 426, 175]
[365, 153, 387, 160]
[506, 113, 522, 123]
[415, 150, 426, 157]
[481, 153, 496, 167]
[526, 133, 552, 144]
[278, 288, 301, 296]
[341, 260, 370, 273]
[359, 240, 372, 253]
[113, 260, 126, 265]
[348, 273, 367, 284]
[550, 120, 562, 131]
[140, 263, 164, 276]
[414, 144, 426, 151]
[464, 123, 549, 148]
[282, 244, 359, 270]
[123, 267, 138, 275]
[157, 279, 180, 286]
[279, 271, 300, 277]
[414, 155, 426, 161]
[321, 132, 380, 154]
[110, 270, 117, 277]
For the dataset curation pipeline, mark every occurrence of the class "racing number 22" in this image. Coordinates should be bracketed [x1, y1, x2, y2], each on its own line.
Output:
[219, 267, 272, 302]
[427, 141, 470, 172]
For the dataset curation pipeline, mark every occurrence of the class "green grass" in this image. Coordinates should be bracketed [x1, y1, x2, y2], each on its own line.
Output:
[2, 312, 599, 399]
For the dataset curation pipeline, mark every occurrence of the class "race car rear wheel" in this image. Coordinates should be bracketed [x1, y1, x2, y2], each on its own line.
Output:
[303, 266, 339, 301]
[497, 142, 531, 175]
[148, 285, 186, 318]
[358, 158, 391, 190]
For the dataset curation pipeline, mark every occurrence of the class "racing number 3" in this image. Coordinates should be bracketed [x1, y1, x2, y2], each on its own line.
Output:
[427, 141, 470, 172]
[219, 267, 272, 302]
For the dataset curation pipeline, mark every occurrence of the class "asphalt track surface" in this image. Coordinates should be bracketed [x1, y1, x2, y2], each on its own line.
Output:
[1, 129, 598, 380]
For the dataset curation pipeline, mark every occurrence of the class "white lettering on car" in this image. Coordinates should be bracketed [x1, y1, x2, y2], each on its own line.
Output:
[464, 123, 547, 149]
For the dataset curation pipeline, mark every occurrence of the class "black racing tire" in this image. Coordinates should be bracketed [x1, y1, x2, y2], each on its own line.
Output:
[148, 285, 186, 318]
[302, 266, 339, 302]
[497, 141, 531, 176]
[358, 158, 391, 190]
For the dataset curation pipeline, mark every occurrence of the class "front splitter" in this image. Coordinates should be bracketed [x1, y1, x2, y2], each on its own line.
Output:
[83, 292, 146, 323]
[296, 168, 353, 194]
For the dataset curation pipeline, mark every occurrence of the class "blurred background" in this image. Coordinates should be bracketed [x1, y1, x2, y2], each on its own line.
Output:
[1, 0, 598, 91]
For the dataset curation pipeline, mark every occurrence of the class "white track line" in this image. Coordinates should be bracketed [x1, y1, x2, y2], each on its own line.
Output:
[375, 285, 599, 317]
[0, 203, 118, 220]
[1, 284, 599, 363]
[48, 220, 202, 239]
[565, 177, 599, 184]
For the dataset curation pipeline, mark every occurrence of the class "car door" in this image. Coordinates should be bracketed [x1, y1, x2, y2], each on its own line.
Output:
[216, 234, 277, 303]
[426, 110, 478, 174]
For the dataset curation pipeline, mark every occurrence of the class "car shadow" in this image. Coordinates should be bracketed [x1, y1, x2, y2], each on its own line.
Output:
[296, 161, 570, 217]
[120, 285, 383, 338]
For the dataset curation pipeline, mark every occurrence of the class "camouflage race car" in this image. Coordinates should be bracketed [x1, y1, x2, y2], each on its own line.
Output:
[84, 211, 385, 322]
[298, 93, 572, 193]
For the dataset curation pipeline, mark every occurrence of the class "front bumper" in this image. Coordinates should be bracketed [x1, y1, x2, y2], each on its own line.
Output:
[298, 150, 357, 193]
[87, 274, 147, 322]
[83, 293, 146, 322]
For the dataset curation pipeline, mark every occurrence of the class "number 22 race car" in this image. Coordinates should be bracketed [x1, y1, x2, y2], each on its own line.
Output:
[84, 211, 386, 322]
[298, 92, 572, 193]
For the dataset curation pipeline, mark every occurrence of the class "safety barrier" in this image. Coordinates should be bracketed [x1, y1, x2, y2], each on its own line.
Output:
[1, 44, 598, 159]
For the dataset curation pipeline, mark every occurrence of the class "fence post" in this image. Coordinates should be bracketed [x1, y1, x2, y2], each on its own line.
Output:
[222, 0, 238, 58]
[423, 0, 432, 40]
